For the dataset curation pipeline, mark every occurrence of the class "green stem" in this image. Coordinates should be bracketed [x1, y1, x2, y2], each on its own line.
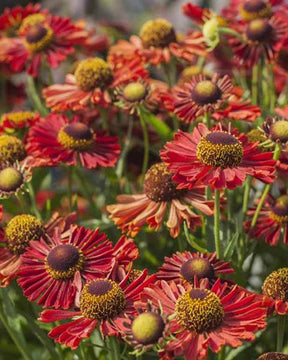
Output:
[116, 115, 133, 179]
[218, 346, 226, 360]
[242, 176, 252, 221]
[218, 27, 244, 41]
[277, 315, 286, 352]
[74, 168, 98, 215]
[109, 336, 120, 360]
[251, 144, 281, 227]
[203, 112, 211, 128]
[27, 76, 48, 116]
[99, 107, 109, 130]
[269, 63, 276, 112]
[139, 109, 149, 182]
[252, 64, 259, 105]
[214, 189, 221, 258]
[67, 166, 73, 212]
[27, 183, 42, 220]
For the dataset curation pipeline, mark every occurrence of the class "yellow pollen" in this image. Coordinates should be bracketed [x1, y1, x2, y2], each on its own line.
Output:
[57, 123, 95, 151]
[123, 82, 147, 102]
[1, 111, 36, 126]
[0, 135, 26, 166]
[140, 18, 176, 48]
[250, 19, 266, 32]
[239, 1, 271, 21]
[262, 268, 288, 302]
[271, 121, 288, 143]
[132, 312, 165, 345]
[194, 81, 217, 97]
[24, 24, 53, 52]
[75, 58, 113, 92]
[20, 14, 46, 32]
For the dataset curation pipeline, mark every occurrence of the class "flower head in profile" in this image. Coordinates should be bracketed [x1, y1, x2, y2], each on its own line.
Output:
[0, 162, 32, 199]
[17, 226, 114, 309]
[257, 353, 288, 360]
[107, 162, 213, 238]
[0, 111, 40, 133]
[161, 124, 276, 190]
[245, 194, 288, 246]
[39, 270, 155, 348]
[262, 116, 288, 147]
[26, 113, 120, 169]
[0, 134, 26, 166]
[140, 278, 267, 360]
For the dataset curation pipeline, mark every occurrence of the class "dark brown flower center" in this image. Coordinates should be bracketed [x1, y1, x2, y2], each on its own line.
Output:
[181, 258, 215, 282]
[0, 167, 23, 192]
[270, 120, 288, 143]
[24, 24, 53, 52]
[257, 353, 288, 360]
[262, 268, 288, 301]
[80, 279, 126, 319]
[271, 195, 288, 222]
[132, 312, 165, 345]
[144, 163, 179, 202]
[58, 123, 94, 151]
[140, 18, 176, 48]
[277, 49, 288, 71]
[196, 131, 243, 168]
[243, 0, 268, 13]
[191, 80, 222, 105]
[175, 288, 224, 333]
[246, 19, 273, 42]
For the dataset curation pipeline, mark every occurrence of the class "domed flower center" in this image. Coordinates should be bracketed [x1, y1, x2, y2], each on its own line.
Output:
[128, 269, 143, 283]
[262, 268, 288, 301]
[246, 19, 273, 42]
[140, 18, 176, 48]
[75, 58, 113, 92]
[240, 0, 271, 20]
[20, 14, 46, 32]
[1, 111, 36, 126]
[270, 120, 288, 143]
[80, 279, 126, 319]
[0, 167, 23, 192]
[257, 353, 288, 360]
[175, 288, 224, 333]
[57, 123, 94, 151]
[25, 24, 53, 52]
[132, 312, 165, 345]
[46, 244, 85, 280]
[247, 128, 267, 144]
[180, 258, 215, 282]
[123, 82, 148, 102]
[270, 195, 288, 223]
[0, 135, 26, 166]
[191, 80, 222, 105]
[196, 131, 243, 168]
[6, 214, 43, 255]
[144, 163, 180, 202]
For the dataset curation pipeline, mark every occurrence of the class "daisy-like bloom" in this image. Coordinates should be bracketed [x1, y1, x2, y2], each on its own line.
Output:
[120, 302, 170, 356]
[17, 226, 114, 309]
[157, 251, 234, 284]
[0, 134, 26, 166]
[39, 270, 156, 348]
[257, 353, 288, 360]
[262, 268, 288, 314]
[0, 212, 75, 287]
[0, 13, 87, 76]
[107, 162, 213, 238]
[26, 113, 120, 169]
[0, 111, 39, 133]
[161, 123, 276, 190]
[262, 116, 288, 147]
[108, 19, 206, 67]
[212, 100, 261, 122]
[173, 74, 233, 123]
[141, 278, 267, 360]
[42, 57, 148, 111]
[0, 162, 32, 198]
[245, 194, 288, 246]
[230, 15, 287, 68]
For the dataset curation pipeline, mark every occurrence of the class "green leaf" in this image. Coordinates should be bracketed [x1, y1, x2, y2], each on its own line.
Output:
[224, 232, 239, 260]
[138, 106, 173, 140]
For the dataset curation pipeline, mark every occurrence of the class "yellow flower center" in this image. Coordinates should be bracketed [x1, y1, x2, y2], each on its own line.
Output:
[131, 312, 165, 345]
[175, 288, 224, 333]
[180, 258, 215, 283]
[123, 82, 148, 102]
[191, 80, 222, 105]
[45, 244, 85, 280]
[1, 111, 36, 126]
[57, 123, 95, 151]
[270, 195, 288, 223]
[140, 18, 176, 48]
[0, 135, 26, 166]
[24, 24, 53, 52]
[240, 0, 271, 21]
[80, 279, 126, 319]
[0, 167, 23, 193]
[20, 14, 46, 32]
[6, 214, 43, 255]
[75, 58, 113, 92]
[246, 19, 273, 43]
[262, 268, 288, 301]
[270, 120, 288, 143]
[197, 131, 243, 168]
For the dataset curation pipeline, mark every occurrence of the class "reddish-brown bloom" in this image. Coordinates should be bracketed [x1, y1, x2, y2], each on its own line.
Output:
[182, 2, 212, 24]
[245, 194, 288, 246]
[107, 163, 213, 238]
[174, 74, 233, 123]
[161, 124, 276, 190]
[0, 13, 87, 76]
[0, 111, 40, 132]
[157, 251, 234, 284]
[257, 353, 288, 360]
[141, 278, 267, 360]
[26, 113, 120, 169]
[212, 100, 261, 122]
[17, 226, 114, 309]
[42, 57, 148, 111]
[0, 212, 75, 287]
[39, 270, 155, 348]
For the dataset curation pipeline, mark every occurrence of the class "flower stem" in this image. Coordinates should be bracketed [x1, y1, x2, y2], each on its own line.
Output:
[251, 144, 281, 227]
[67, 166, 74, 211]
[214, 189, 221, 258]
[116, 115, 133, 179]
[27, 183, 42, 220]
[139, 109, 150, 182]
[252, 64, 259, 105]
[27, 76, 48, 117]
[218, 27, 244, 41]
[109, 336, 120, 360]
[277, 315, 286, 352]
[268, 63, 276, 112]
[242, 176, 252, 220]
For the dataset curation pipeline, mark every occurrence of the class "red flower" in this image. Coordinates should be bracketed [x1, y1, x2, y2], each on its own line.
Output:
[0, 212, 75, 287]
[182, 2, 212, 24]
[173, 74, 233, 123]
[107, 163, 213, 238]
[0, 13, 87, 76]
[17, 226, 114, 309]
[157, 251, 234, 284]
[26, 113, 120, 169]
[212, 100, 261, 122]
[42, 57, 148, 111]
[39, 270, 156, 348]
[0, 111, 40, 132]
[141, 278, 267, 360]
[161, 124, 276, 190]
[245, 194, 288, 246]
